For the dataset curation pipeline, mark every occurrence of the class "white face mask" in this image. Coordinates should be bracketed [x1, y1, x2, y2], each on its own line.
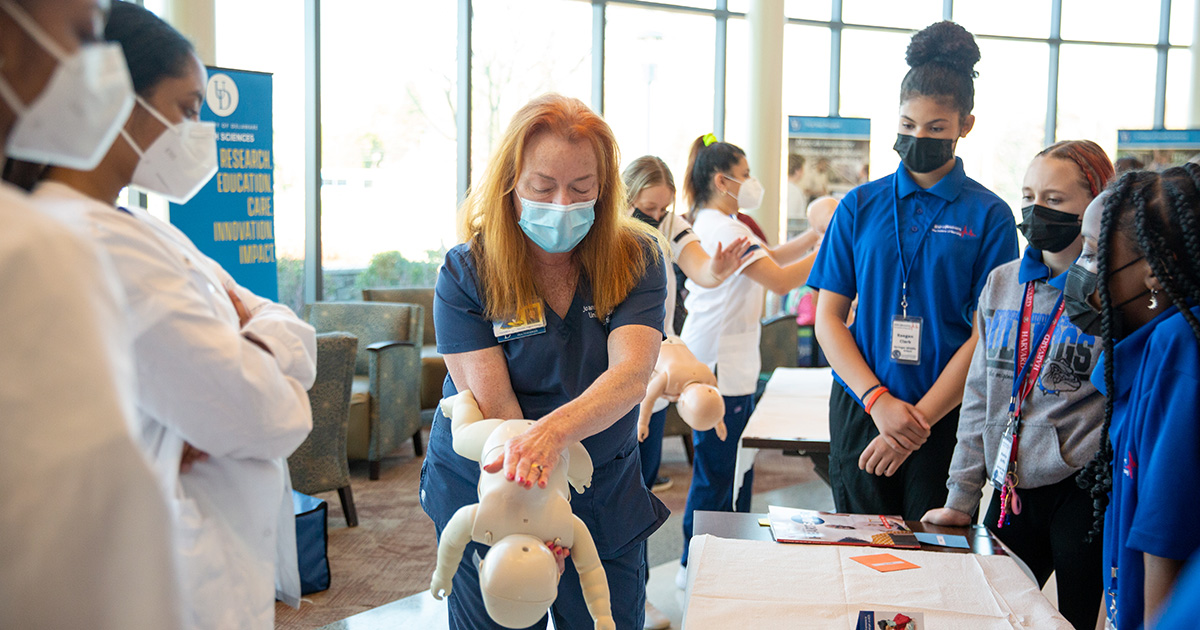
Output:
[0, 0, 134, 170]
[121, 96, 217, 204]
[723, 174, 765, 210]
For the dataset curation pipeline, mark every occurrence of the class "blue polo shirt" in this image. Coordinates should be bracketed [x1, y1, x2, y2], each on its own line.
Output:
[423, 240, 668, 558]
[1095, 304, 1200, 630]
[808, 158, 1018, 403]
[1156, 552, 1200, 628]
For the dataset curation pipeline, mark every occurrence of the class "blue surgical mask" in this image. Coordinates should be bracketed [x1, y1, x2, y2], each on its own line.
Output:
[517, 197, 596, 253]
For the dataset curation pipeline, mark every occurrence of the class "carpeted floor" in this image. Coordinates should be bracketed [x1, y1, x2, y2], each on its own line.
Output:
[274, 428, 822, 629]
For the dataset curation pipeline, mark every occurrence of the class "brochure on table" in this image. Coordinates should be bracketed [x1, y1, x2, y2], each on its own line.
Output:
[768, 506, 920, 549]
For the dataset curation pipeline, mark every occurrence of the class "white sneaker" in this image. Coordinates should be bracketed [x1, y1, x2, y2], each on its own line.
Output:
[643, 600, 671, 629]
[675, 564, 687, 590]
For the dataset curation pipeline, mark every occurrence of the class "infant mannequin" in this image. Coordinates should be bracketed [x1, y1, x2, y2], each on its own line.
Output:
[806, 195, 838, 244]
[638, 336, 726, 442]
[429, 390, 615, 630]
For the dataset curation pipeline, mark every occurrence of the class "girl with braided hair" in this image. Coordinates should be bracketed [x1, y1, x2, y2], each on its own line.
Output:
[923, 140, 1113, 629]
[1065, 163, 1200, 629]
[809, 21, 1018, 520]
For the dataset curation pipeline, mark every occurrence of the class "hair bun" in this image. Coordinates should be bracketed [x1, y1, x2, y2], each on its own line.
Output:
[905, 21, 980, 78]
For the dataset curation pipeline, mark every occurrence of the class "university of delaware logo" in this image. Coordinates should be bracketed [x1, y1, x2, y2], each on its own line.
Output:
[206, 73, 239, 117]
[931, 223, 978, 238]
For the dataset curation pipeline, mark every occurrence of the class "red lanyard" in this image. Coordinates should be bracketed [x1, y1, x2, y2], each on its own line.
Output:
[1009, 283, 1066, 422]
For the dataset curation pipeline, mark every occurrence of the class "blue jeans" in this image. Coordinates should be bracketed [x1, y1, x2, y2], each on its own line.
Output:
[637, 407, 667, 488]
[680, 394, 756, 565]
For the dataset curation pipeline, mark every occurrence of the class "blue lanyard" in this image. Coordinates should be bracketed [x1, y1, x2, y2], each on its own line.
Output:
[891, 178, 945, 318]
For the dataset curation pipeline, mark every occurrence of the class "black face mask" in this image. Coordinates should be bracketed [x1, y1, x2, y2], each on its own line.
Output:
[893, 134, 954, 174]
[1062, 256, 1147, 338]
[1019, 204, 1083, 253]
[631, 207, 661, 229]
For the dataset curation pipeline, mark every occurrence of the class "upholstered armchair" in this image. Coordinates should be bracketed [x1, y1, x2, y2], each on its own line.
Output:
[362, 288, 446, 422]
[289, 332, 359, 526]
[759, 314, 799, 376]
[304, 302, 423, 480]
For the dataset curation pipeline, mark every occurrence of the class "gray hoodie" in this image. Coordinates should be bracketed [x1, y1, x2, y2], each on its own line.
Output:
[944, 253, 1106, 516]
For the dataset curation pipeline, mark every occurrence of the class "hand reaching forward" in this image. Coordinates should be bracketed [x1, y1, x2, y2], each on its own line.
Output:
[921, 507, 972, 527]
[709, 237, 753, 281]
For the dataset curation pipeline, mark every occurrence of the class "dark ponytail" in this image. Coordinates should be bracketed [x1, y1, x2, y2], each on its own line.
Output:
[105, 2, 196, 98]
[899, 21, 980, 121]
[1077, 167, 1200, 540]
[682, 135, 745, 221]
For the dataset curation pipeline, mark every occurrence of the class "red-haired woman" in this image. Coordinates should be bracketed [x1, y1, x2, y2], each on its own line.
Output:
[420, 94, 668, 630]
[923, 140, 1114, 629]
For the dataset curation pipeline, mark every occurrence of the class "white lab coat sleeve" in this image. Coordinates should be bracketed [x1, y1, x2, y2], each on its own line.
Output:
[230, 281, 317, 390]
[106, 226, 313, 461]
[0, 200, 181, 630]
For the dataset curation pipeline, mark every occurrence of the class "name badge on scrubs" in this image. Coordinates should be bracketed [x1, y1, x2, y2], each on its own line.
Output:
[492, 302, 546, 342]
[890, 316, 922, 365]
[990, 427, 1015, 489]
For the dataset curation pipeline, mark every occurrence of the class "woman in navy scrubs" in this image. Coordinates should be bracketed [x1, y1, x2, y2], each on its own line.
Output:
[808, 21, 1018, 519]
[1069, 165, 1200, 629]
[420, 94, 668, 630]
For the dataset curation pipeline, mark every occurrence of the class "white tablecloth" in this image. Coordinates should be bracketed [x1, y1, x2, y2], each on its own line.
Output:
[734, 368, 834, 504]
[682, 535, 1071, 629]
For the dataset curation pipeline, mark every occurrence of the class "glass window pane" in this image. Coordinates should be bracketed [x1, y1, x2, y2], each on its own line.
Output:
[954, 0, 1052, 39]
[1165, 48, 1193, 129]
[786, 0, 832, 21]
[783, 24, 831, 118]
[1060, 0, 1161, 44]
[319, 1, 457, 301]
[215, 0, 306, 312]
[1171, 0, 1195, 46]
[724, 17, 751, 153]
[954, 39, 1048, 214]
[470, 0, 592, 188]
[837, 29, 910, 180]
[842, 0, 943, 30]
[656, 0, 717, 9]
[605, 5, 715, 198]
[1057, 44, 1158, 159]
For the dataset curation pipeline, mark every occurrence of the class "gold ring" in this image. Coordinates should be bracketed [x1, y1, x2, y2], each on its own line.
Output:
[533, 464, 544, 472]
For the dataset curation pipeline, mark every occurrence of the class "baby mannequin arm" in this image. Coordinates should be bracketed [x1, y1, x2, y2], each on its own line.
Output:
[430, 503, 479, 600]
[566, 442, 594, 494]
[570, 515, 615, 630]
[441, 389, 506, 461]
[637, 371, 669, 442]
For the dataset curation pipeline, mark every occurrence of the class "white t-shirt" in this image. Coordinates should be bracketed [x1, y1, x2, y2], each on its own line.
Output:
[33, 181, 316, 629]
[680, 208, 769, 396]
[0, 182, 180, 630]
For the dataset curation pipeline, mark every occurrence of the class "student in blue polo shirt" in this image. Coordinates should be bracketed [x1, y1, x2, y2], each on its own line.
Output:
[1069, 164, 1200, 629]
[808, 21, 1019, 520]
[923, 140, 1113, 630]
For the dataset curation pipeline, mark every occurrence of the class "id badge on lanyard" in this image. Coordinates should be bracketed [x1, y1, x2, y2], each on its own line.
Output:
[890, 280, 922, 365]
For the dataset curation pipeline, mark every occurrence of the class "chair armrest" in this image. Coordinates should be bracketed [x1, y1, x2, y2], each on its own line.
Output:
[367, 340, 416, 352]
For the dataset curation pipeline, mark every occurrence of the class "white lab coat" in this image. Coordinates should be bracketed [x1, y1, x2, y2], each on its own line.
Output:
[32, 181, 316, 630]
[0, 182, 181, 629]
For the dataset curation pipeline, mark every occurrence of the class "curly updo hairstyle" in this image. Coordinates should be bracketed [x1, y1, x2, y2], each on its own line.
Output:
[900, 21, 981, 123]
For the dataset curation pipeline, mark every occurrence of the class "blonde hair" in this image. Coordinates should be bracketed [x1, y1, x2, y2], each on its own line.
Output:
[460, 94, 661, 321]
[623, 155, 680, 254]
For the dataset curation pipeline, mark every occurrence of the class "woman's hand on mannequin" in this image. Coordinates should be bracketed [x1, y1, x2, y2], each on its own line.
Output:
[921, 507, 972, 527]
[869, 393, 930, 451]
[858, 435, 911, 477]
[482, 420, 568, 489]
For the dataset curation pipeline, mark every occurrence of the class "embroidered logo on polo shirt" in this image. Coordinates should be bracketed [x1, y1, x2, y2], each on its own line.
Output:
[1123, 450, 1137, 478]
[931, 224, 978, 238]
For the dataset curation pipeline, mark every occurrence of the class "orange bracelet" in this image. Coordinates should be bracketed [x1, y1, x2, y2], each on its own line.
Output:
[863, 386, 889, 414]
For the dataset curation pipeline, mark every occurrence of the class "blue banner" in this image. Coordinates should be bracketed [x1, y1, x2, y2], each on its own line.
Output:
[169, 67, 277, 300]
[788, 116, 871, 139]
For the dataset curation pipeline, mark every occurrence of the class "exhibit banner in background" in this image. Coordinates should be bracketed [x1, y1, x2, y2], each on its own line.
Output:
[170, 67, 277, 300]
[785, 116, 870, 238]
[1116, 129, 1200, 171]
